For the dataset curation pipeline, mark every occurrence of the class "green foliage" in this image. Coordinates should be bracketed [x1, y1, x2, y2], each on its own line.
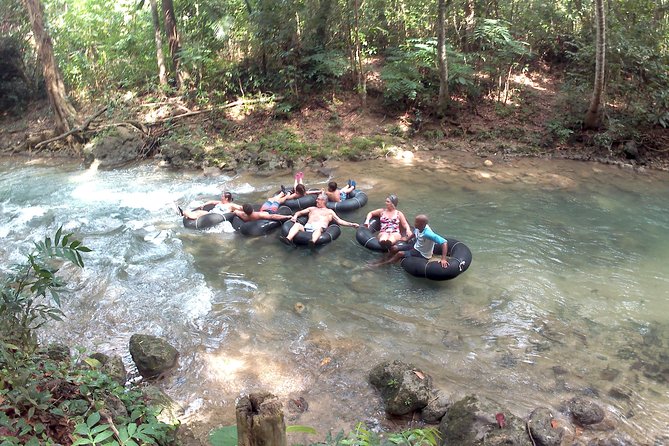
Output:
[315, 422, 440, 446]
[0, 347, 175, 445]
[338, 136, 384, 161]
[546, 120, 574, 144]
[209, 424, 237, 446]
[0, 227, 91, 347]
[302, 49, 348, 87]
[381, 40, 436, 107]
[242, 129, 309, 160]
[209, 424, 317, 446]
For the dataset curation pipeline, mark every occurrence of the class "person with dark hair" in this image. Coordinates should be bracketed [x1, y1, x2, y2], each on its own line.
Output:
[280, 194, 359, 247]
[371, 214, 449, 267]
[363, 194, 411, 249]
[177, 192, 242, 219]
[234, 203, 292, 222]
[260, 172, 319, 212]
[324, 179, 356, 203]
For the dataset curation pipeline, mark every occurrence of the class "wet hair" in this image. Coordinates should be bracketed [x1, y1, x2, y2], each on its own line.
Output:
[223, 192, 233, 201]
[295, 184, 306, 195]
[242, 203, 254, 215]
[327, 181, 338, 192]
[388, 194, 399, 207]
[317, 193, 328, 202]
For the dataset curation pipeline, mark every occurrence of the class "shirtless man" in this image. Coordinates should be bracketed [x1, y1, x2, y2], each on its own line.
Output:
[234, 203, 292, 222]
[280, 194, 359, 246]
[178, 192, 242, 219]
[324, 180, 356, 203]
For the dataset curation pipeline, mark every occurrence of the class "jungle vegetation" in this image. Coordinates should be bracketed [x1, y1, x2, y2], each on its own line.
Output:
[1, 0, 668, 161]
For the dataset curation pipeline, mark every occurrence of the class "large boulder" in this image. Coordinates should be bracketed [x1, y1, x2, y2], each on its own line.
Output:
[158, 141, 204, 169]
[129, 334, 179, 379]
[85, 126, 145, 169]
[368, 360, 433, 416]
[438, 395, 531, 446]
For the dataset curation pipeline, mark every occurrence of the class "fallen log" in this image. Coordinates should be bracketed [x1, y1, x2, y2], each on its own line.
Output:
[34, 106, 108, 151]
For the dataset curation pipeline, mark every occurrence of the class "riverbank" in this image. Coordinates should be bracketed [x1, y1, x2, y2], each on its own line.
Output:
[2, 67, 668, 173]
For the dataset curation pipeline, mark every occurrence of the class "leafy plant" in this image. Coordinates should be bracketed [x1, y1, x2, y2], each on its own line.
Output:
[0, 227, 91, 347]
[209, 424, 317, 446]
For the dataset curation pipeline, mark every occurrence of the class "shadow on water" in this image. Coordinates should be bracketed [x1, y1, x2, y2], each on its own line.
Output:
[1, 157, 669, 442]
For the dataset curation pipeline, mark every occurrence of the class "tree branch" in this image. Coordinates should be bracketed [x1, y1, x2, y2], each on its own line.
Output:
[34, 106, 108, 150]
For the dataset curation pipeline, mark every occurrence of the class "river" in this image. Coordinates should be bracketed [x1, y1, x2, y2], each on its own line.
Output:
[1, 153, 668, 444]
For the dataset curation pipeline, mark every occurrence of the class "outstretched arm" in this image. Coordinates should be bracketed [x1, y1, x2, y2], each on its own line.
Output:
[333, 212, 359, 228]
[266, 212, 291, 221]
[291, 207, 312, 221]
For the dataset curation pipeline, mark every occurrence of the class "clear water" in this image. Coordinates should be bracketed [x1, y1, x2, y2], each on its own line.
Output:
[1, 156, 668, 443]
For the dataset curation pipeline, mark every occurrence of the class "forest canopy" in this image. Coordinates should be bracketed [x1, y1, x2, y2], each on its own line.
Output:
[1, 0, 669, 160]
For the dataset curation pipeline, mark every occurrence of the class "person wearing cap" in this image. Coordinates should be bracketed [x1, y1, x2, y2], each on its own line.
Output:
[363, 194, 411, 249]
[177, 191, 242, 219]
[280, 194, 359, 247]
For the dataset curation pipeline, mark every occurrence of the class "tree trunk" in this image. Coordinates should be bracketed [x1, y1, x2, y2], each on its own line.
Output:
[463, 0, 476, 51]
[236, 393, 287, 446]
[162, 0, 186, 89]
[150, 0, 168, 87]
[353, 0, 366, 109]
[22, 0, 77, 135]
[437, 0, 449, 113]
[583, 0, 606, 130]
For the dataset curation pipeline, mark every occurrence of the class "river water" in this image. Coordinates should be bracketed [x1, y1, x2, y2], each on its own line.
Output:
[1, 154, 668, 444]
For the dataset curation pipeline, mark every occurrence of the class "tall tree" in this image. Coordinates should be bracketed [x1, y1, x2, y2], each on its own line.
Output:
[352, 0, 366, 108]
[162, 0, 185, 89]
[150, 0, 168, 87]
[463, 0, 475, 51]
[22, 0, 77, 134]
[583, 0, 606, 129]
[437, 0, 448, 113]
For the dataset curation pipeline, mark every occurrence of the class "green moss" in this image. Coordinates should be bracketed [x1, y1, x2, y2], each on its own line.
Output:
[240, 129, 309, 160]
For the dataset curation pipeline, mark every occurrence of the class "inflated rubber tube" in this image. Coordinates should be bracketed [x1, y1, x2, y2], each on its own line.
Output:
[400, 239, 472, 281]
[280, 217, 341, 246]
[326, 190, 368, 212]
[355, 217, 412, 252]
[231, 205, 292, 236]
[283, 193, 317, 211]
[182, 203, 234, 230]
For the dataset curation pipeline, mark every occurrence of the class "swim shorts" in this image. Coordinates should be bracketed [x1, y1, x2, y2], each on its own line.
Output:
[260, 201, 280, 213]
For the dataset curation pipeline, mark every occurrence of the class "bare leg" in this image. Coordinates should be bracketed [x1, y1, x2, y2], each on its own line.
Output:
[370, 251, 404, 267]
[183, 209, 209, 220]
[287, 222, 304, 241]
[310, 227, 323, 244]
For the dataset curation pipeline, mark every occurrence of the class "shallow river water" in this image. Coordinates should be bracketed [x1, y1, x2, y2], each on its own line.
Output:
[1, 153, 668, 444]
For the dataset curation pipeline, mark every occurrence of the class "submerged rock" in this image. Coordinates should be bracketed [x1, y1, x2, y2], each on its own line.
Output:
[527, 407, 563, 446]
[568, 397, 605, 425]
